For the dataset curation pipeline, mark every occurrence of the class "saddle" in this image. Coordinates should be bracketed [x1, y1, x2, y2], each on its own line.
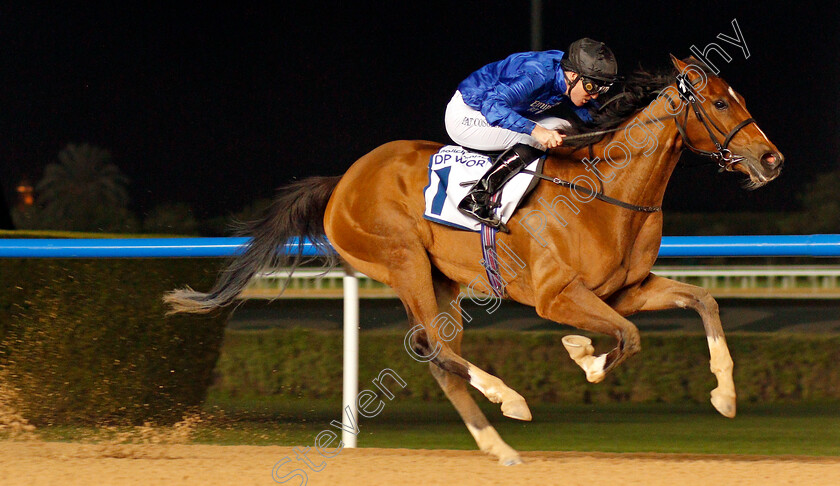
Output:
[422, 145, 544, 232]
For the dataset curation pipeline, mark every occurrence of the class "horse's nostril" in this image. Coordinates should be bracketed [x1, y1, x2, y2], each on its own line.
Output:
[761, 152, 782, 170]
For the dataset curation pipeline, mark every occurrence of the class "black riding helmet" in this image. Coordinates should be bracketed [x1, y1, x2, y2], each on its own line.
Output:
[560, 38, 619, 94]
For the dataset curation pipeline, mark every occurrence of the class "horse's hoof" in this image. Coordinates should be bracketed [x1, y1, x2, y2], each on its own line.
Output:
[711, 389, 737, 418]
[500, 455, 523, 466]
[501, 398, 532, 421]
[563, 335, 606, 383]
[585, 367, 606, 384]
[562, 335, 594, 360]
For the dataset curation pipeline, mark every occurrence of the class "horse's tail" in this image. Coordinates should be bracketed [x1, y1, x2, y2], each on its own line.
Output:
[163, 175, 342, 315]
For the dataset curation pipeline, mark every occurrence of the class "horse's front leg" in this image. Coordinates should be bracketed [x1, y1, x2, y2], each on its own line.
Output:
[608, 274, 736, 418]
[536, 279, 642, 383]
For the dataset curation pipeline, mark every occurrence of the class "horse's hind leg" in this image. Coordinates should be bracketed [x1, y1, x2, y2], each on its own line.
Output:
[425, 272, 522, 465]
[394, 258, 532, 423]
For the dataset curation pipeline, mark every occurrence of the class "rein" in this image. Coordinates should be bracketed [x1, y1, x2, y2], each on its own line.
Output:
[530, 73, 757, 212]
[528, 112, 674, 214]
[520, 167, 662, 212]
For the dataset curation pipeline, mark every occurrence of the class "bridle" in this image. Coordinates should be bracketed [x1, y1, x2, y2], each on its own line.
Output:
[673, 73, 757, 171]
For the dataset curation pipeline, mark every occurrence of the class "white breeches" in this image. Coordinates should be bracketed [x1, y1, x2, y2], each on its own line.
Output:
[444, 90, 572, 151]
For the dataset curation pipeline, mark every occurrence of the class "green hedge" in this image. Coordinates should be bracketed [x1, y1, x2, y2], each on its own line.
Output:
[211, 329, 840, 405]
[0, 231, 230, 425]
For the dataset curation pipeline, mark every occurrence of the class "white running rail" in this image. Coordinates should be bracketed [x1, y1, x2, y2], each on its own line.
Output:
[244, 265, 840, 299]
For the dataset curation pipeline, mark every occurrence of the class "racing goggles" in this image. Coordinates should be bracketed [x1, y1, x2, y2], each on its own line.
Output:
[581, 76, 613, 95]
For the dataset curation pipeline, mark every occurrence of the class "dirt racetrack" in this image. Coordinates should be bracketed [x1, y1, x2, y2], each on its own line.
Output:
[1, 441, 839, 486]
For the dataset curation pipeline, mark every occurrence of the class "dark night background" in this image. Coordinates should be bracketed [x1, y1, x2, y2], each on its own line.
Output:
[0, 2, 837, 223]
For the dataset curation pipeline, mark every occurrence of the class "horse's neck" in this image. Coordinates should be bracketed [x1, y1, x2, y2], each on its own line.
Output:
[574, 99, 682, 210]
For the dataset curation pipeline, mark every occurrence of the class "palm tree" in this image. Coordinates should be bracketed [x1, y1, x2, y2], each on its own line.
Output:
[36, 143, 134, 232]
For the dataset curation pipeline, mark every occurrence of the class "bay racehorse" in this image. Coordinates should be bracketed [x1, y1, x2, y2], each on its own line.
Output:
[165, 56, 783, 465]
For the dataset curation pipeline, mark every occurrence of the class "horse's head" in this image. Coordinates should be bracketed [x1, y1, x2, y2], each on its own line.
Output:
[670, 55, 783, 189]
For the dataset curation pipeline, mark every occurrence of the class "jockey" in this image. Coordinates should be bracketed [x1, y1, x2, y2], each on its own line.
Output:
[446, 38, 619, 229]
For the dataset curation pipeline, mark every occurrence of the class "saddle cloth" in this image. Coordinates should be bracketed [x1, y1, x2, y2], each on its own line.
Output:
[423, 145, 542, 232]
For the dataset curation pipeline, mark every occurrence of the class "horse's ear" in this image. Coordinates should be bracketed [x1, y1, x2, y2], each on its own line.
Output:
[669, 54, 688, 71]
[685, 55, 703, 65]
[671, 54, 713, 76]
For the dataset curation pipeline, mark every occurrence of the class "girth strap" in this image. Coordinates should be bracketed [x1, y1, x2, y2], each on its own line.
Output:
[480, 193, 506, 298]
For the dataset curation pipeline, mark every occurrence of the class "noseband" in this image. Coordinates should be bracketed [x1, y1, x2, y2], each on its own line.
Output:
[673, 73, 756, 171]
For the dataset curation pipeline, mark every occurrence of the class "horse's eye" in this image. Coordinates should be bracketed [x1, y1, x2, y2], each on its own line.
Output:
[714, 100, 728, 110]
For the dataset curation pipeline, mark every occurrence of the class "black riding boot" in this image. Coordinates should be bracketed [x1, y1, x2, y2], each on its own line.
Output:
[458, 143, 543, 230]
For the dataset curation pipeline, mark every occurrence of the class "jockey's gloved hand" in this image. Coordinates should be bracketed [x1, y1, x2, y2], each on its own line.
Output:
[531, 125, 565, 149]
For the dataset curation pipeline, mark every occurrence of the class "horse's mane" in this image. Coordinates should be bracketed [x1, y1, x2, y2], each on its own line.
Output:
[564, 59, 713, 148]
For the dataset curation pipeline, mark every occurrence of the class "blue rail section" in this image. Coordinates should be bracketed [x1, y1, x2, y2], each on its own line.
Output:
[656, 234, 840, 257]
[0, 237, 327, 258]
[1, 234, 840, 258]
